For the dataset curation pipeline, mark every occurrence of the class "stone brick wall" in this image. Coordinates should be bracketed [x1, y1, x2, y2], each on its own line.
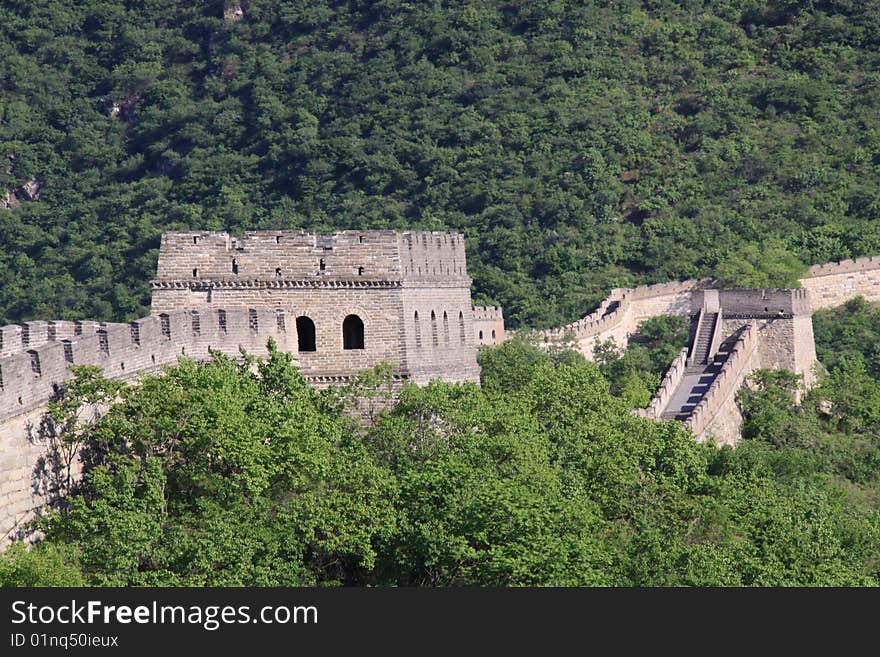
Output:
[716, 289, 815, 385]
[718, 288, 811, 316]
[400, 285, 480, 384]
[0, 406, 69, 546]
[0, 306, 297, 545]
[800, 256, 880, 310]
[155, 230, 406, 283]
[633, 347, 689, 420]
[0, 320, 127, 359]
[0, 308, 296, 426]
[150, 230, 484, 384]
[1, 230, 495, 547]
[537, 280, 707, 359]
[686, 322, 760, 445]
[473, 306, 505, 346]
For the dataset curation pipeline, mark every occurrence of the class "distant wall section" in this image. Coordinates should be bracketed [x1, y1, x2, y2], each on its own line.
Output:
[800, 256, 880, 310]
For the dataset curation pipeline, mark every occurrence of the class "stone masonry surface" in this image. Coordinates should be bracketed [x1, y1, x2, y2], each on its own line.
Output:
[0, 230, 496, 543]
[5, 235, 880, 545]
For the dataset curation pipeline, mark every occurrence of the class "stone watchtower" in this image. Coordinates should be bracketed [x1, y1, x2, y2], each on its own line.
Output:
[150, 230, 485, 385]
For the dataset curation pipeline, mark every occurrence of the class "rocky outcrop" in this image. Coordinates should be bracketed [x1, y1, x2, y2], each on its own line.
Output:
[1, 190, 20, 210]
[18, 179, 41, 201]
[224, 4, 244, 22]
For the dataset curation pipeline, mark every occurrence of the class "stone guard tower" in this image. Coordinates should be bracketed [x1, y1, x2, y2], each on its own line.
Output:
[151, 230, 484, 385]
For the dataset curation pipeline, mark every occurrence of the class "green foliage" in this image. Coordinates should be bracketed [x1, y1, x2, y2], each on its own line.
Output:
[596, 315, 690, 405]
[41, 346, 397, 586]
[714, 240, 808, 289]
[2, 1, 880, 328]
[737, 369, 806, 444]
[0, 542, 84, 587]
[18, 336, 880, 586]
[813, 296, 880, 379]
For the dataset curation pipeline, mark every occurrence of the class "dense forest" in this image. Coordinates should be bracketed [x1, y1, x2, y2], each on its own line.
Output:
[3, 298, 880, 586]
[2, 1, 880, 328]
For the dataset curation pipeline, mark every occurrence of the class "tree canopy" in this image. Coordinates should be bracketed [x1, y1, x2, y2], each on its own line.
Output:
[3, 328, 879, 587]
[2, 1, 880, 327]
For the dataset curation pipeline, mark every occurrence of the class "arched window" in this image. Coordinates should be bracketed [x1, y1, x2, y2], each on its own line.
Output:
[491, 329, 496, 342]
[232, 258, 239, 274]
[296, 316, 316, 352]
[414, 311, 421, 348]
[343, 314, 365, 350]
[479, 330, 484, 341]
[458, 311, 466, 344]
[443, 311, 450, 344]
[430, 311, 438, 346]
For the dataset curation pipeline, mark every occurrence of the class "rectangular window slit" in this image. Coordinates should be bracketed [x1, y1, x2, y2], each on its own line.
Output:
[29, 350, 41, 376]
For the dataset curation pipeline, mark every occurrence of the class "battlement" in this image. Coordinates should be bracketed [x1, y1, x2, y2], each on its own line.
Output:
[472, 305, 503, 321]
[538, 289, 630, 343]
[629, 279, 709, 301]
[684, 322, 759, 439]
[634, 347, 690, 420]
[805, 255, 880, 278]
[473, 306, 505, 345]
[153, 230, 470, 288]
[0, 307, 296, 425]
[0, 321, 130, 359]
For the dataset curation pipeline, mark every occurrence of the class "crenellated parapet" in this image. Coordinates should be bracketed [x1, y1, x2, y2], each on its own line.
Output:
[537, 289, 631, 344]
[800, 256, 880, 311]
[473, 306, 505, 345]
[152, 230, 470, 300]
[536, 279, 710, 358]
[0, 321, 130, 359]
[805, 255, 880, 278]
[0, 307, 296, 425]
[683, 321, 759, 439]
[633, 347, 689, 420]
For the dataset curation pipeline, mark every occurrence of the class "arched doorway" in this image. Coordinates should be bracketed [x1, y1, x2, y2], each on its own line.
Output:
[296, 316, 316, 352]
[343, 315, 365, 350]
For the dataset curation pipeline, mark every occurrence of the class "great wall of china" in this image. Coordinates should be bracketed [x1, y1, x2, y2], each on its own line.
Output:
[539, 256, 880, 443]
[1, 229, 880, 545]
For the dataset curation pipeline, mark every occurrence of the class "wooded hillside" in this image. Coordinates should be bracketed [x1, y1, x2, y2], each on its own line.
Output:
[2, 1, 879, 327]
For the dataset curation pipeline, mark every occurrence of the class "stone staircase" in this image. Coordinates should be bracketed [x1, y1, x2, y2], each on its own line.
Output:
[689, 311, 717, 367]
[659, 311, 724, 421]
[659, 359, 724, 421]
